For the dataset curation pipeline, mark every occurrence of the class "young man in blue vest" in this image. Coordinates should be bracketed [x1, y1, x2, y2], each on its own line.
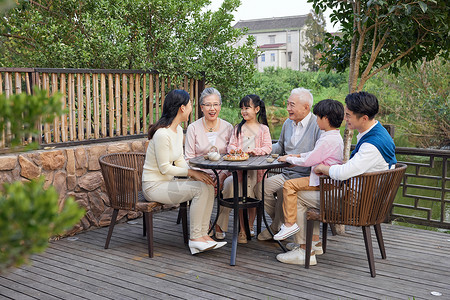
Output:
[277, 91, 397, 265]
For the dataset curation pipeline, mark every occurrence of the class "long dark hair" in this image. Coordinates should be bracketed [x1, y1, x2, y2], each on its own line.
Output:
[148, 89, 190, 139]
[236, 94, 268, 138]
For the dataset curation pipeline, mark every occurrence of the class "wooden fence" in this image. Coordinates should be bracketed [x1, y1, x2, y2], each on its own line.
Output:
[0, 68, 205, 149]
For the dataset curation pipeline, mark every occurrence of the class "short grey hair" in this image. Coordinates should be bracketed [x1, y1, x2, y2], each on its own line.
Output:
[199, 87, 222, 105]
[290, 88, 313, 107]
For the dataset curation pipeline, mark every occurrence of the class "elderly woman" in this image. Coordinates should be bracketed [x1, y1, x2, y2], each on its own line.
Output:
[142, 89, 226, 255]
[184, 87, 233, 240]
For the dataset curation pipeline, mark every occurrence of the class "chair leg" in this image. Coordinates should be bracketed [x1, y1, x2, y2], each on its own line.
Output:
[105, 209, 119, 249]
[143, 213, 146, 237]
[362, 226, 376, 277]
[374, 224, 386, 259]
[305, 219, 314, 269]
[180, 202, 189, 244]
[144, 212, 154, 258]
[176, 206, 183, 224]
[322, 223, 328, 254]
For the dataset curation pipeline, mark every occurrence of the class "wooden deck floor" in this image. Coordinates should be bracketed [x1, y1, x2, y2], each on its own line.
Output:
[1, 209, 449, 300]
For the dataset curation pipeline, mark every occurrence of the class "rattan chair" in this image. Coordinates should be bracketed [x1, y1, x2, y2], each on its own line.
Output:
[99, 152, 188, 258]
[305, 163, 407, 277]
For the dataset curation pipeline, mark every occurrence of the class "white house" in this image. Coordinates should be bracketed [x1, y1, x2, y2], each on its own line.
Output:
[234, 15, 309, 72]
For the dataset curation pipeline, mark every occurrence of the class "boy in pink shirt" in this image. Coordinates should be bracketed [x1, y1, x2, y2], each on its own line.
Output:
[275, 99, 344, 240]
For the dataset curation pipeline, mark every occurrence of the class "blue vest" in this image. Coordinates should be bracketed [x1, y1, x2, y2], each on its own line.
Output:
[351, 122, 397, 168]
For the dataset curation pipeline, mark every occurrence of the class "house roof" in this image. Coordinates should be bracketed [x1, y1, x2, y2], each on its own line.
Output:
[259, 43, 286, 49]
[234, 15, 307, 33]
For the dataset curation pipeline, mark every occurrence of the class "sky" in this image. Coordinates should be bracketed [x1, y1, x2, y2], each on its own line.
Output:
[207, 0, 340, 32]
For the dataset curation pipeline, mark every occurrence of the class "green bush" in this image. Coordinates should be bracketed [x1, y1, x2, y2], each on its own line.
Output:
[0, 178, 85, 273]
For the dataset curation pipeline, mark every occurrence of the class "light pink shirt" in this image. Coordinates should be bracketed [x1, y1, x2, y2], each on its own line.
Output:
[227, 124, 272, 183]
[185, 118, 233, 178]
[287, 129, 343, 186]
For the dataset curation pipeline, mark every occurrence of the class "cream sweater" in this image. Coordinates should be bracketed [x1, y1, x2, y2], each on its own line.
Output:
[142, 126, 189, 182]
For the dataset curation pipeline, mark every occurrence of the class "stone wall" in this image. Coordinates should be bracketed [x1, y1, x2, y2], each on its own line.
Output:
[0, 138, 148, 235]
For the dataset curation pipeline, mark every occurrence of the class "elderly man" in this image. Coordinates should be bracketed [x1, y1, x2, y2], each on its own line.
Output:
[254, 87, 321, 241]
[276, 91, 397, 265]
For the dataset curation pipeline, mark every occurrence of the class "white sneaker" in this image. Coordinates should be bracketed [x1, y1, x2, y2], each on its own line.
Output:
[286, 241, 324, 255]
[273, 223, 300, 241]
[276, 247, 317, 265]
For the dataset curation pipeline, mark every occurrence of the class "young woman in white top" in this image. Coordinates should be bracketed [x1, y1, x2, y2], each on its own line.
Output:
[142, 89, 226, 255]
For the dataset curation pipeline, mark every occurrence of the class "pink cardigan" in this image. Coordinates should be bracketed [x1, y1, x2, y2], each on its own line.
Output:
[227, 124, 272, 183]
[185, 118, 233, 178]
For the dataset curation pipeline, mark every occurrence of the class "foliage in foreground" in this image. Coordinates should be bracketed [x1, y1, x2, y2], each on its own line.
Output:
[0, 178, 85, 273]
[0, 89, 64, 149]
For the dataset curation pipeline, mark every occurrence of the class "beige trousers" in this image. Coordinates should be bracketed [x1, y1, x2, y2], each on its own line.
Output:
[254, 174, 319, 242]
[142, 179, 215, 239]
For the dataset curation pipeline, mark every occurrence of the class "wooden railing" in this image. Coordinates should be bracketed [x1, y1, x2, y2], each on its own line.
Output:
[388, 147, 449, 229]
[0, 68, 205, 148]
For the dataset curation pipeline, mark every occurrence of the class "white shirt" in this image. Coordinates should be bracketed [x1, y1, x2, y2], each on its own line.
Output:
[291, 112, 312, 146]
[329, 121, 391, 181]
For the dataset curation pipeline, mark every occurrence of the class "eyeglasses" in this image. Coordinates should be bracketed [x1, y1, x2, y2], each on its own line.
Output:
[202, 103, 221, 109]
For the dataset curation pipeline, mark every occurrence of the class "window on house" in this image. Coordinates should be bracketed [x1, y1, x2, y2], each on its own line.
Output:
[269, 35, 275, 44]
[288, 52, 292, 62]
[261, 53, 265, 62]
[287, 34, 291, 43]
[271, 53, 275, 62]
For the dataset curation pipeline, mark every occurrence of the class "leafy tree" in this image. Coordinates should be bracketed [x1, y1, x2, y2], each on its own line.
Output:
[309, 0, 449, 156]
[301, 10, 328, 72]
[0, 0, 257, 101]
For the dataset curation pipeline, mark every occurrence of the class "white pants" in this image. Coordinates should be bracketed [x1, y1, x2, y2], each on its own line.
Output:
[254, 174, 319, 243]
[142, 179, 215, 239]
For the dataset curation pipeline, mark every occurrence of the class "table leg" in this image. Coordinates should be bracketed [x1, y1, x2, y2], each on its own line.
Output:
[230, 171, 239, 266]
[208, 169, 221, 235]
[241, 170, 251, 241]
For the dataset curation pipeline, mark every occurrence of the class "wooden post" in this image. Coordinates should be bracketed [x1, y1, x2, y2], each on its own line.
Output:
[135, 73, 140, 134]
[143, 74, 147, 134]
[129, 74, 135, 135]
[43, 73, 51, 143]
[60, 74, 68, 142]
[93, 74, 99, 139]
[100, 73, 106, 137]
[85, 74, 91, 139]
[77, 73, 84, 141]
[68, 73, 75, 141]
[108, 74, 114, 137]
[52, 73, 60, 142]
[122, 74, 128, 135]
[115, 74, 121, 136]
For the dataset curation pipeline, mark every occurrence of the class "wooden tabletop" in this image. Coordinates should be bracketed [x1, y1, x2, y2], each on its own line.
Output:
[189, 154, 289, 171]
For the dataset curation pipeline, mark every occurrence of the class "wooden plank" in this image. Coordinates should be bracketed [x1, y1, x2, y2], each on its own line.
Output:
[51, 73, 60, 143]
[100, 74, 106, 137]
[77, 74, 84, 140]
[108, 74, 114, 137]
[149, 74, 154, 125]
[122, 74, 128, 135]
[68, 73, 75, 141]
[42, 73, 51, 143]
[85, 74, 91, 139]
[135, 74, 140, 134]
[129, 74, 134, 135]
[93, 74, 99, 139]
[142, 74, 147, 133]
[114, 74, 121, 136]
[155, 74, 159, 121]
[60, 74, 68, 142]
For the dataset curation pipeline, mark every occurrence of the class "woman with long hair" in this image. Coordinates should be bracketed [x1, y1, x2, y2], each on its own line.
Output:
[143, 89, 226, 255]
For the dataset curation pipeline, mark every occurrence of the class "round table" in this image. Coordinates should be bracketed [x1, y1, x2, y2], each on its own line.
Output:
[189, 154, 289, 265]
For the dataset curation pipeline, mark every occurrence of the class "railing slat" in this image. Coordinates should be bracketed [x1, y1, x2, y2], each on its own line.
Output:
[43, 73, 51, 143]
[135, 74, 140, 134]
[60, 74, 68, 142]
[122, 74, 128, 135]
[101, 74, 106, 137]
[93, 74, 99, 139]
[52, 73, 60, 143]
[149, 74, 154, 126]
[108, 74, 114, 137]
[129, 74, 134, 135]
[85, 74, 92, 139]
[143, 74, 147, 134]
[115, 74, 121, 136]
[77, 74, 84, 140]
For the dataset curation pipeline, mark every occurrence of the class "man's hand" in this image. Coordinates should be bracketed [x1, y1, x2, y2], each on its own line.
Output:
[314, 164, 330, 176]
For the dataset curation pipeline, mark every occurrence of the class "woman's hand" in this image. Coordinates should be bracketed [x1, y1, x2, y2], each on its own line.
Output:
[188, 169, 214, 186]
